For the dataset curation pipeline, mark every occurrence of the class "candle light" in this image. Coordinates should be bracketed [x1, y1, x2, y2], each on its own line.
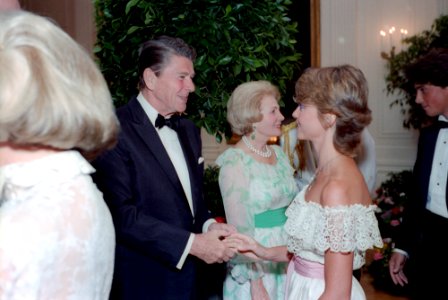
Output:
[400, 28, 408, 40]
[378, 25, 409, 55]
[399, 28, 408, 51]
[388, 26, 396, 51]
[379, 30, 386, 52]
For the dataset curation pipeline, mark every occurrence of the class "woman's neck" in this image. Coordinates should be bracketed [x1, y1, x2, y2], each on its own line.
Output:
[312, 134, 339, 164]
[0, 143, 61, 167]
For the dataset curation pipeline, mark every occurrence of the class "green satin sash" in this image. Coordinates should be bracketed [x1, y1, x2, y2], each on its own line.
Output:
[254, 206, 287, 228]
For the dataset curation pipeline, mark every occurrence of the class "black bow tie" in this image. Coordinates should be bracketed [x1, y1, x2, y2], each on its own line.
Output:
[155, 114, 180, 131]
[436, 120, 448, 129]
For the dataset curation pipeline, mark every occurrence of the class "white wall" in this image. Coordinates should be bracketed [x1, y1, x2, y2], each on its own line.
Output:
[320, 0, 448, 186]
[21, 0, 96, 54]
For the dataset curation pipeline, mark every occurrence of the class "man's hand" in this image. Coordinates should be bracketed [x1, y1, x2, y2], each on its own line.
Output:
[389, 252, 409, 286]
[208, 222, 237, 234]
[190, 229, 237, 264]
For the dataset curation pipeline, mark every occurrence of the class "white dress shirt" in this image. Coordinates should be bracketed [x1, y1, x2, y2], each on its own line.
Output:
[395, 115, 448, 257]
[137, 93, 194, 269]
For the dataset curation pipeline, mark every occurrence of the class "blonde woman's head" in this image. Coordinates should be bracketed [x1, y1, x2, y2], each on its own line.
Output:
[227, 80, 281, 136]
[0, 11, 118, 159]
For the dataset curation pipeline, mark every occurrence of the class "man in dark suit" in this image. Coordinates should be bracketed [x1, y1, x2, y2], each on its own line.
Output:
[92, 36, 237, 300]
[388, 48, 448, 299]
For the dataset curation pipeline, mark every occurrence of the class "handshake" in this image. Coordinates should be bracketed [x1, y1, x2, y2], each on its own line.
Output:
[190, 222, 288, 265]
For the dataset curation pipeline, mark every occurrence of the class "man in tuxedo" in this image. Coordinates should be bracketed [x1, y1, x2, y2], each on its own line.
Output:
[92, 36, 237, 300]
[388, 48, 448, 299]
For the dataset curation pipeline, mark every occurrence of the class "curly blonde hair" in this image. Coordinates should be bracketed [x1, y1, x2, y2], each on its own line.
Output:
[295, 65, 371, 156]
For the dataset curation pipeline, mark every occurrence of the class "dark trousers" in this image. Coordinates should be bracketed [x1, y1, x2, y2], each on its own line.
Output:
[408, 210, 448, 300]
[353, 269, 362, 281]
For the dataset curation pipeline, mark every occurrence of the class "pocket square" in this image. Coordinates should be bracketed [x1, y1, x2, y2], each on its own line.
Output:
[198, 157, 204, 164]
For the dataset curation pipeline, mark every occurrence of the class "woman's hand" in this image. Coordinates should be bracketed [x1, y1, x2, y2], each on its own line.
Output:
[250, 278, 270, 300]
[223, 233, 265, 261]
[224, 233, 290, 262]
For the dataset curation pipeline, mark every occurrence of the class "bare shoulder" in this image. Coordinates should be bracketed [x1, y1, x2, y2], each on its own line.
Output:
[321, 179, 350, 207]
[321, 176, 371, 207]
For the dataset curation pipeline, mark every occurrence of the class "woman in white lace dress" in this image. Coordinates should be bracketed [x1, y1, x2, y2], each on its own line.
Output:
[216, 81, 298, 299]
[0, 11, 118, 299]
[228, 65, 383, 299]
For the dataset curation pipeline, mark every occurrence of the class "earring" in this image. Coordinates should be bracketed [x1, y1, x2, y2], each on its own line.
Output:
[323, 115, 335, 129]
[251, 125, 256, 140]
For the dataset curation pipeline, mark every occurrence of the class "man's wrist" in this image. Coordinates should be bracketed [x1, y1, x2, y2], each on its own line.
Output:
[202, 218, 216, 232]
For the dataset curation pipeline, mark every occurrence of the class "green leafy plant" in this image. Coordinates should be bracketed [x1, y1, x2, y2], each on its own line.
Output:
[368, 170, 412, 295]
[382, 14, 448, 129]
[94, 0, 301, 142]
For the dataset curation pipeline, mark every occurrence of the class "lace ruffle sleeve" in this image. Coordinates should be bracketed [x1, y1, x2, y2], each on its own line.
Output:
[285, 192, 383, 261]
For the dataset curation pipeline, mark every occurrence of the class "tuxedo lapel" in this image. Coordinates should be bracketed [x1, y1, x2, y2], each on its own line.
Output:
[176, 122, 200, 215]
[418, 125, 447, 209]
[421, 129, 438, 185]
[127, 99, 185, 195]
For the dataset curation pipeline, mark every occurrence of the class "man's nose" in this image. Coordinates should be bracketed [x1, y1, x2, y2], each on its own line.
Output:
[415, 91, 423, 104]
[186, 78, 195, 92]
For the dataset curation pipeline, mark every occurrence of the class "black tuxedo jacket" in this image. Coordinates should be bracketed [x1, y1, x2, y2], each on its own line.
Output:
[92, 96, 211, 300]
[395, 123, 448, 254]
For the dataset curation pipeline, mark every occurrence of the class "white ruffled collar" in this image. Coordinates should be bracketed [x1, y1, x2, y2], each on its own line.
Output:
[0, 151, 93, 200]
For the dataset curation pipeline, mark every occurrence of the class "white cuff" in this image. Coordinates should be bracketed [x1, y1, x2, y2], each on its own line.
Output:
[202, 218, 217, 232]
[176, 233, 194, 269]
[392, 248, 409, 258]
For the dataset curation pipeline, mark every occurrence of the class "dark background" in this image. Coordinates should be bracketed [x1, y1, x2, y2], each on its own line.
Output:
[282, 0, 312, 120]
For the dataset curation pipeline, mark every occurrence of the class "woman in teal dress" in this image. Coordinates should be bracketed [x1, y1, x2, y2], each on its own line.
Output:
[216, 81, 298, 299]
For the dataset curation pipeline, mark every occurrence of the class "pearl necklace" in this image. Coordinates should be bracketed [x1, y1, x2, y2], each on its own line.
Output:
[242, 135, 272, 158]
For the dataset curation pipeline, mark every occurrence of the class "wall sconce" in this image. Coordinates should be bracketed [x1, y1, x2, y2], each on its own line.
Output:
[379, 26, 408, 54]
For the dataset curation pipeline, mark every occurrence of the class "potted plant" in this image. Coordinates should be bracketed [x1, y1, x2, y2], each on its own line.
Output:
[368, 170, 412, 296]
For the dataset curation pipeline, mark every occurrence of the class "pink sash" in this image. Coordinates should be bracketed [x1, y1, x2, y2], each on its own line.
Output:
[285, 256, 324, 298]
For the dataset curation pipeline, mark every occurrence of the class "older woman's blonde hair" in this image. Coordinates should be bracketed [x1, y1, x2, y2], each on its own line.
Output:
[227, 80, 281, 136]
[295, 65, 371, 156]
[0, 11, 118, 159]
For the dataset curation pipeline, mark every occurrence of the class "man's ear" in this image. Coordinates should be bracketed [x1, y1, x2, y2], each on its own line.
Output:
[143, 68, 156, 90]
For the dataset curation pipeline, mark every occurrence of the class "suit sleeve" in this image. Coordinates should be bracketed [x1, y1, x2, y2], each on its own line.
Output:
[394, 128, 432, 255]
[92, 134, 192, 269]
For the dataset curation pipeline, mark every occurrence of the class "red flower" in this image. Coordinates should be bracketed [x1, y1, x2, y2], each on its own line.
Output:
[214, 216, 226, 223]
[390, 219, 400, 226]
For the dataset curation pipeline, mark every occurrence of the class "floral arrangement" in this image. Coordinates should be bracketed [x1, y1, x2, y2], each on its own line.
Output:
[368, 170, 413, 295]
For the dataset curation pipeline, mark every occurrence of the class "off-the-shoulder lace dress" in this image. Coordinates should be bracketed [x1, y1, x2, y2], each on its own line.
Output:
[0, 151, 115, 300]
[284, 185, 383, 300]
